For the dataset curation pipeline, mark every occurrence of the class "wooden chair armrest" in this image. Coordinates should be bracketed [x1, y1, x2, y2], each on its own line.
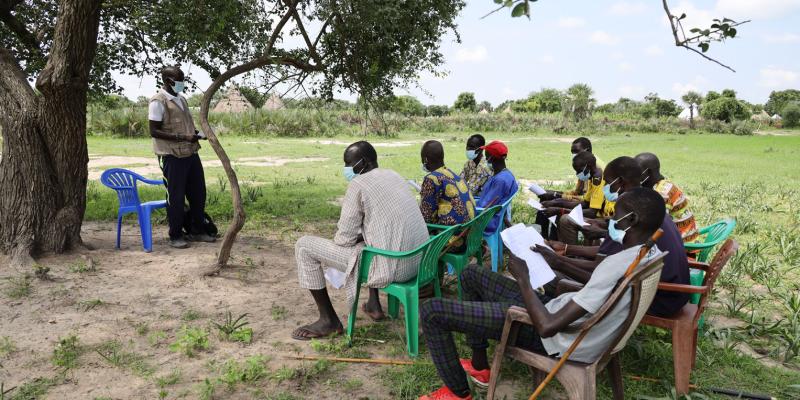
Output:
[506, 306, 533, 325]
[556, 280, 584, 295]
[657, 282, 708, 294]
[688, 260, 710, 271]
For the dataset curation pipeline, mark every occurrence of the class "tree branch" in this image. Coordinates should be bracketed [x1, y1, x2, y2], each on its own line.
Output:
[0, 0, 44, 57]
[661, 0, 741, 73]
[287, 0, 322, 66]
[0, 48, 36, 121]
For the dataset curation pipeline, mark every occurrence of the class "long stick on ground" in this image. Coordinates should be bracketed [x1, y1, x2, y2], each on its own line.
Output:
[287, 355, 415, 365]
[528, 229, 664, 400]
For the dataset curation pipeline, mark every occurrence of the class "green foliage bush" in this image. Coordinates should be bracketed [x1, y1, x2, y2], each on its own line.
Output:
[453, 92, 477, 112]
[782, 103, 800, 128]
[701, 97, 751, 122]
[765, 89, 800, 115]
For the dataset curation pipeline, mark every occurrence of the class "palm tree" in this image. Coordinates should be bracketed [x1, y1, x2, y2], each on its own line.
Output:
[563, 83, 596, 121]
[681, 91, 704, 129]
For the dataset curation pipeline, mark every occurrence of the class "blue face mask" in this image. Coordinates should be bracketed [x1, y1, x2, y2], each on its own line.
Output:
[608, 212, 634, 244]
[344, 159, 363, 182]
[466, 150, 478, 160]
[576, 165, 590, 181]
[603, 177, 620, 202]
[172, 81, 185, 93]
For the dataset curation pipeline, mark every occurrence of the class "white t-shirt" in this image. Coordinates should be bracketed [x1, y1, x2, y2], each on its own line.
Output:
[148, 90, 185, 121]
[541, 244, 661, 363]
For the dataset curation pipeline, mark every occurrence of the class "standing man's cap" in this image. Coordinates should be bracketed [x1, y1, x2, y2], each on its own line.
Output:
[480, 140, 508, 157]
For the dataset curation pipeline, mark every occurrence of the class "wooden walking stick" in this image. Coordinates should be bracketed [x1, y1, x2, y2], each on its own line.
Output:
[527, 229, 664, 400]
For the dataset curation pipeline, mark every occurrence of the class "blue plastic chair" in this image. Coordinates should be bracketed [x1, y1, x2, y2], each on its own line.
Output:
[100, 168, 167, 252]
[477, 192, 517, 272]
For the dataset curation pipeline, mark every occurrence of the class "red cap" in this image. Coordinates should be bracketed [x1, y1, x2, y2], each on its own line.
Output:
[480, 140, 508, 158]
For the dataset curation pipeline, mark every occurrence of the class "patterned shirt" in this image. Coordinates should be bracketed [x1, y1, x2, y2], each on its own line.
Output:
[420, 167, 476, 226]
[460, 159, 492, 196]
[654, 179, 699, 243]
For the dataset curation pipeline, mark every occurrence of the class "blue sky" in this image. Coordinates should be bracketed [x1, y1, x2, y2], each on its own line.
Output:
[115, 0, 800, 107]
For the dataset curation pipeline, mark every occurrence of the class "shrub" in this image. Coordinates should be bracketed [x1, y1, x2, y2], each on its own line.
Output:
[782, 103, 800, 128]
[701, 97, 751, 122]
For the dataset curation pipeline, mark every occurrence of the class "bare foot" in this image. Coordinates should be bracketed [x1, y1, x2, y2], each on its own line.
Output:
[362, 302, 386, 321]
[292, 319, 344, 341]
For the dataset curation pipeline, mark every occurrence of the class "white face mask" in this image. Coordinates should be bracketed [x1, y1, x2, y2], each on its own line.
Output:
[172, 80, 185, 93]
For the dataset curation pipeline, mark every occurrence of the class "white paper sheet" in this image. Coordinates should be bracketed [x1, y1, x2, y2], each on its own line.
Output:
[324, 268, 346, 289]
[527, 198, 544, 211]
[528, 183, 546, 196]
[548, 215, 558, 227]
[500, 223, 556, 289]
[568, 204, 589, 226]
[408, 180, 421, 192]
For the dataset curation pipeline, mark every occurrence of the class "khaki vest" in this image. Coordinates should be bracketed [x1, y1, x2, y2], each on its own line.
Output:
[150, 93, 201, 158]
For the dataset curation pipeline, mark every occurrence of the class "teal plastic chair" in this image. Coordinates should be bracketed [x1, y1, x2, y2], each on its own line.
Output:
[346, 225, 458, 357]
[427, 205, 502, 299]
[478, 193, 517, 272]
[685, 218, 737, 304]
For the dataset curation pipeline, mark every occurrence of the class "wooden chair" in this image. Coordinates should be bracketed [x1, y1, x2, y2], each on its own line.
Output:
[641, 239, 738, 395]
[487, 253, 668, 400]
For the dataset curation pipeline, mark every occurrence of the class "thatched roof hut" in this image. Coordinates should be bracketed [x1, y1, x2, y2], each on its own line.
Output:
[262, 93, 285, 111]
[213, 87, 254, 113]
[751, 110, 771, 122]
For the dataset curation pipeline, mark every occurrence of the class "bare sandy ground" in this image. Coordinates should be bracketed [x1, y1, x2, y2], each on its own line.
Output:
[0, 223, 521, 399]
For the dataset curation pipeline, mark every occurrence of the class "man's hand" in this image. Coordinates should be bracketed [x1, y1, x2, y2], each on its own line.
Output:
[190, 134, 201, 143]
[538, 191, 558, 201]
[586, 218, 608, 230]
[542, 207, 563, 217]
[578, 223, 607, 240]
[545, 240, 566, 255]
[508, 253, 531, 286]
[533, 244, 561, 267]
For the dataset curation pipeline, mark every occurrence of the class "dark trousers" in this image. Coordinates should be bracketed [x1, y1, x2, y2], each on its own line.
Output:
[535, 210, 559, 240]
[420, 265, 548, 396]
[158, 153, 206, 239]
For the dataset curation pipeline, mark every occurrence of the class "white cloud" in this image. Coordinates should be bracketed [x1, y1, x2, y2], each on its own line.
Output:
[455, 46, 488, 63]
[609, 1, 648, 16]
[502, 87, 516, 96]
[762, 33, 800, 43]
[609, 51, 626, 60]
[760, 67, 799, 88]
[672, 75, 709, 95]
[618, 85, 646, 98]
[715, 0, 800, 20]
[618, 62, 634, 72]
[644, 45, 664, 56]
[557, 17, 586, 28]
[589, 30, 620, 45]
[540, 54, 555, 64]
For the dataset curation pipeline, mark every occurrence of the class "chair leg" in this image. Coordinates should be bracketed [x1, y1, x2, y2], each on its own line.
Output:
[691, 326, 699, 369]
[403, 293, 419, 357]
[560, 367, 596, 400]
[138, 209, 153, 252]
[672, 323, 693, 395]
[607, 355, 624, 400]
[346, 283, 363, 345]
[116, 214, 123, 249]
[387, 294, 399, 319]
[487, 320, 514, 400]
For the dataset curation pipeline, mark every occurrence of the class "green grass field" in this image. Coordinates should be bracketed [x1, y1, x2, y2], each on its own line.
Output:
[84, 131, 800, 398]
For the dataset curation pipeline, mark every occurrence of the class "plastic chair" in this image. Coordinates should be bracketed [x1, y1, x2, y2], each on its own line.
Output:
[427, 205, 502, 298]
[477, 193, 517, 272]
[346, 226, 458, 357]
[642, 239, 738, 395]
[487, 253, 667, 400]
[684, 218, 736, 305]
[100, 168, 167, 253]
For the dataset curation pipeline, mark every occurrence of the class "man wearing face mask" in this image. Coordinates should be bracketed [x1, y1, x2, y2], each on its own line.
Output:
[635, 152, 699, 244]
[420, 140, 476, 235]
[535, 157, 690, 317]
[292, 141, 429, 340]
[460, 134, 492, 196]
[537, 137, 596, 203]
[148, 65, 214, 249]
[475, 140, 518, 235]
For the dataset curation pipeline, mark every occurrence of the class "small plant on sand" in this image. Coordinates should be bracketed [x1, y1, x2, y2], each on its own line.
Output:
[69, 260, 95, 273]
[77, 299, 105, 311]
[213, 311, 253, 343]
[170, 326, 209, 357]
[3, 274, 32, 299]
[156, 369, 182, 388]
[0, 337, 15, 357]
[32, 264, 51, 281]
[217, 355, 270, 389]
[52, 334, 82, 369]
[181, 309, 202, 321]
[270, 304, 287, 321]
[95, 340, 155, 378]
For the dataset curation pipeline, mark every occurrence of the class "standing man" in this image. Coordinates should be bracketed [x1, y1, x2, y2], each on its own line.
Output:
[292, 141, 429, 340]
[460, 134, 492, 196]
[148, 65, 215, 249]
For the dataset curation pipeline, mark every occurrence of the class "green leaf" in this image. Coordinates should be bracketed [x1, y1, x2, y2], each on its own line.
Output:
[728, 28, 737, 37]
[699, 42, 709, 53]
[679, 13, 686, 20]
[690, 28, 701, 33]
[493, 0, 503, 4]
[511, 2, 528, 17]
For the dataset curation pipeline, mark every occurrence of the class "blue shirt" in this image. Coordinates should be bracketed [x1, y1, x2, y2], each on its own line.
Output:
[477, 169, 519, 235]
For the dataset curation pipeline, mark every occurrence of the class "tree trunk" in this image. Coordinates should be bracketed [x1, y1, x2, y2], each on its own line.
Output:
[0, 0, 101, 268]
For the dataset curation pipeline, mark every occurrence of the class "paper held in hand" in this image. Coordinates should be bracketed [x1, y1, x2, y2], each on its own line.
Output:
[528, 183, 546, 196]
[527, 198, 544, 211]
[548, 215, 558, 227]
[568, 204, 589, 226]
[407, 180, 421, 192]
[500, 223, 556, 289]
[324, 268, 346, 289]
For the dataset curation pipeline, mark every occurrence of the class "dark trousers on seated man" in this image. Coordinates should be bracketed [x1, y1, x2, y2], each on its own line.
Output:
[420, 265, 549, 396]
[159, 153, 206, 240]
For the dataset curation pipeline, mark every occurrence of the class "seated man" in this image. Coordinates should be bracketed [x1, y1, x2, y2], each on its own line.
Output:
[475, 140, 518, 235]
[292, 141, 429, 339]
[418, 188, 665, 400]
[636, 152, 699, 243]
[537, 157, 690, 318]
[460, 134, 492, 196]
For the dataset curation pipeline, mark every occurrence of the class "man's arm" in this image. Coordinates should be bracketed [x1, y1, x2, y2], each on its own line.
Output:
[535, 245, 596, 283]
[419, 176, 438, 224]
[334, 183, 364, 246]
[149, 120, 189, 142]
[508, 254, 588, 338]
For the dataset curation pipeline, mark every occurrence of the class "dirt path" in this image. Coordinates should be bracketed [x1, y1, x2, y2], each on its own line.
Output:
[0, 223, 520, 399]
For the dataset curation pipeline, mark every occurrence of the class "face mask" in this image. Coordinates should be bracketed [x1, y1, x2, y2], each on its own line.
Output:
[466, 150, 478, 160]
[603, 177, 621, 202]
[485, 156, 494, 172]
[640, 168, 650, 185]
[608, 212, 634, 244]
[344, 158, 363, 181]
[576, 165, 590, 181]
[172, 80, 185, 93]
[421, 163, 430, 173]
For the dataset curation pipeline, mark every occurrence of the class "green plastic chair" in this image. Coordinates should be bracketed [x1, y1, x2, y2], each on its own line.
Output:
[427, 205, 503, 299]
[346, 225, 458, 357]
[685, 218, 737, 304]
